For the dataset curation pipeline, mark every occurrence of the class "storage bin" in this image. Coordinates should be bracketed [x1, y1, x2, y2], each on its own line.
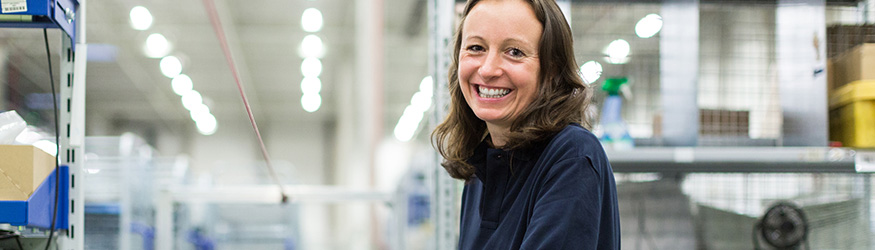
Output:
[829, 80, 875, 148]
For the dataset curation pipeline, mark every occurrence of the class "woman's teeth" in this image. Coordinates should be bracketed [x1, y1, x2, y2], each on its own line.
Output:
[478, 86, 510, 98]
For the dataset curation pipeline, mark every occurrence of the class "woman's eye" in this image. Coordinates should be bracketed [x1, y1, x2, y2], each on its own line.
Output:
[508, 48, 525, 57]
[466, 45, 484, 52]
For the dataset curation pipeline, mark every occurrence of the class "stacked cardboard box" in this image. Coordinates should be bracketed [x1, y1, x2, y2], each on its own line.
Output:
[0, 145, 55, 201]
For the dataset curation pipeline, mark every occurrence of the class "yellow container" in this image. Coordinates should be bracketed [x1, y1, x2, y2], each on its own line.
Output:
[829, 80, 875, 148]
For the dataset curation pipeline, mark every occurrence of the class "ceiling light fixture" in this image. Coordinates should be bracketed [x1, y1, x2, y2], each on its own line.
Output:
[135, 12, 219, 135]
[181, 90, 203, 111]
[394, 76, 434, 142]
[579, 61, 603, 84]
[145, 33, 171, 58]
[299, 34, 325, 58]
[301, 93, 322, 112]
[635, 14, 663, 39]
[171, 74, 193, 96]
[301, 77, 322, 95]
[130, 6, 153, 31]
[196, 114, 218, 135]
[301, 57, 322, 78]
[419, 75, 433, 96]
[301, 8, 324, 32]
[189, 104, 212, 122]
[159, 56, 183, 78]
[604, 39, 631, 64]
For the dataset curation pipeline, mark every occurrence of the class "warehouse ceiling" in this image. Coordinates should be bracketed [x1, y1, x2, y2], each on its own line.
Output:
[1, 0, 430, 139]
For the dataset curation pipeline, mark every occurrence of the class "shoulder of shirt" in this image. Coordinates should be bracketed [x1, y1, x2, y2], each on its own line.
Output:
[540, 123, 606, 164]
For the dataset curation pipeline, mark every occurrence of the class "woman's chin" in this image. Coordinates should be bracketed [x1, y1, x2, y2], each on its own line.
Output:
[473, 112, 510, 127]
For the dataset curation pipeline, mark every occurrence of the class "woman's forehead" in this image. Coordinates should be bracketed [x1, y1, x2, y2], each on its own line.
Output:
[461, 0, 542, 43]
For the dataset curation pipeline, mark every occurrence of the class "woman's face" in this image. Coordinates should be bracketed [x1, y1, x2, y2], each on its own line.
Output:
[458, 0, 542, 130]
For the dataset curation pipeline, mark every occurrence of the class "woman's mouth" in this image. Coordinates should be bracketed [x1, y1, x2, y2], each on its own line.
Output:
[477, 85, 511, 98]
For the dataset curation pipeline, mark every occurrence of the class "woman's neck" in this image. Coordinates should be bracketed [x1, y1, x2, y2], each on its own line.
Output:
[486, 123, 509, 148]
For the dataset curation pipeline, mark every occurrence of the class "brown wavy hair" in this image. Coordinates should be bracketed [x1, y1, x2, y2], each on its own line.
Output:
[432, 0, 593, 180]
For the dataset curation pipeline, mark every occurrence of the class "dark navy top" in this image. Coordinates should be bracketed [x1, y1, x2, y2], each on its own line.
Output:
[459, 124, 620, 250]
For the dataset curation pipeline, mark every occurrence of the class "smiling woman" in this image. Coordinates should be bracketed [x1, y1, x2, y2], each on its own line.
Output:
[432, 0, 620, 249]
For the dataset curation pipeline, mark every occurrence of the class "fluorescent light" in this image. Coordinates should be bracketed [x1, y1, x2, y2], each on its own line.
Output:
[393, 75, 434, 142]
[301, 8, 324, 32]
[145, 33, 171, 58]
[301, 77, 322, 95]
[181, 90, 203, 111]
[579, 61, 603, 84]
[410, 92, 432, 113]
[189, 103, 211, 121]
[394, 105, 424, 142]
[394, 121, 416, 142]
[130, 6, 153, 31]
[171, 74, 193, 96]
[419, 76, 433, 97]
[635, 14, 663, 39]
[196, 114, 217, 135]
[301, 93, 322, 112]
[160, 56, 182, 78]
[301, 57, 322, 78]
[605, 39, 630, 64]
[299, 34, 325, 58]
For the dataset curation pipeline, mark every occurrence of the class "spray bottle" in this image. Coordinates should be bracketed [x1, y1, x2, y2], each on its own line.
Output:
[599, 77, 634, 150]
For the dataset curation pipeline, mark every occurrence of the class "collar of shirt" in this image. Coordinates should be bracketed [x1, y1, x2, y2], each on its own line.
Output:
[467, 136, 545, 180]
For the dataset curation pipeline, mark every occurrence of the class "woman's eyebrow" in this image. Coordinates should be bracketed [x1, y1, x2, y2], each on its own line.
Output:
[464, 35, 485, 42]
[464, 36, 534, 48]
[503, 38, 534, 47]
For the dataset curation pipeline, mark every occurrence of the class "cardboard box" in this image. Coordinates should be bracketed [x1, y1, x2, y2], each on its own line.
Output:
[0, 145, 56, 201]
[831, 44, 875, 90]
[699, 109, 749, 137]
[827, 24, 875, 58]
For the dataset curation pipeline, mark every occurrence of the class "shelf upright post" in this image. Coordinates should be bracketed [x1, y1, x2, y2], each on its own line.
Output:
[57, 0, 86, 248]
[428, 0, 456, 249]
[660, 0, 700, 147]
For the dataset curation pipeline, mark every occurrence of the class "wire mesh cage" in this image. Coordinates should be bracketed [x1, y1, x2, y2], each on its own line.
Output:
[684, 173, 872, 250]
[575, 1, 875, 250]
[697, 2, 782, 146]
[616, 173, 873, 250]
[568, 0, 863, 147]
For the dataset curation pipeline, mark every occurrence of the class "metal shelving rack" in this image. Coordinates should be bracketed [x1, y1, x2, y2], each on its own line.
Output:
[608, 147, 875, 173]
[0, 0, 87, 249]
[427, 0, 456, 249]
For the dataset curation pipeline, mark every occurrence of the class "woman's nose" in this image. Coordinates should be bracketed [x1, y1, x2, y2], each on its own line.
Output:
[478, 52, 503, 79]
